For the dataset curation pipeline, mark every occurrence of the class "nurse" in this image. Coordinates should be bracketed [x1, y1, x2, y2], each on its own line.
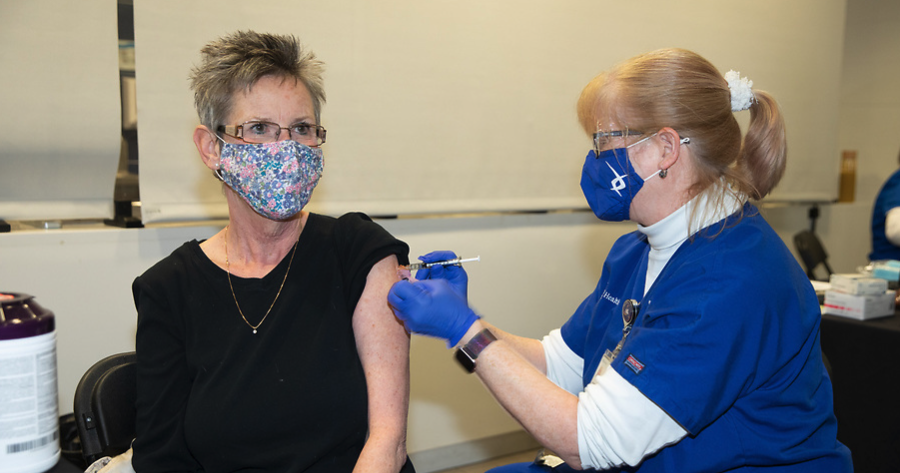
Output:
[389, 48, 853, 472]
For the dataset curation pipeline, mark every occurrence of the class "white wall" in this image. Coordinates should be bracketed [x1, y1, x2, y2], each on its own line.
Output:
[132, 0, 847, 222]
[838, 0, 900, 204]
[762, 202, 874, 275]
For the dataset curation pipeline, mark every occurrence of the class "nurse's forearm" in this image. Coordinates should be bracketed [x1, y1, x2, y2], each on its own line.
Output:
[473, 320, 548, 374]
[457, 321, 582, 468]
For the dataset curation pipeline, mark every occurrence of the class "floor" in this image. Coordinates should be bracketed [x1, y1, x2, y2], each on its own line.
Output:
[434, 449, 539, 473]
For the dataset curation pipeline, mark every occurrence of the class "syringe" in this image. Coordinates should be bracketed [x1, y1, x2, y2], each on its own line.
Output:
[406, 256, 481, 271]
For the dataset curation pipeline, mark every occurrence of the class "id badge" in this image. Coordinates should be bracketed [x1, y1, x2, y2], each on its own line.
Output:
[597, 349, 615, 376]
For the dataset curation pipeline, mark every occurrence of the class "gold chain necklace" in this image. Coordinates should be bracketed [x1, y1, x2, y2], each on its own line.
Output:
[224, 225, 299, 334]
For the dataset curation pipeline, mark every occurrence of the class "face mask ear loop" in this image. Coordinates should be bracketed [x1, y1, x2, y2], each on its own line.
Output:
[212, 132, 227, 182]
[626, 133, 657, 150]
[213, 132, 228, 153]
[626, 133, 659, 184]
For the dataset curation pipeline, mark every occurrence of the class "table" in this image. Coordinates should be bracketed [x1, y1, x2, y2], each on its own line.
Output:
[820, 311, 900, 473]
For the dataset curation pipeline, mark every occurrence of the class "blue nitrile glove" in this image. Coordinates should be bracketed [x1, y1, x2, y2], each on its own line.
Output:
[414, 250, 468, 299]
[388, 278, 480, 347]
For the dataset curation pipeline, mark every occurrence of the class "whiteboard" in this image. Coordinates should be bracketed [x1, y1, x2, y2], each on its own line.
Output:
[134, 0, 847, 223]
[0, 1, 121, 222]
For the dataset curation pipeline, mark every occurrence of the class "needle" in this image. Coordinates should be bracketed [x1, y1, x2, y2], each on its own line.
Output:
[406, 256, 481, 271]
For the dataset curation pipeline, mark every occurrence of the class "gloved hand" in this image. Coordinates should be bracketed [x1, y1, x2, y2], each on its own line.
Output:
[388, 278, 479, 347]
[414, 250, 468, 299]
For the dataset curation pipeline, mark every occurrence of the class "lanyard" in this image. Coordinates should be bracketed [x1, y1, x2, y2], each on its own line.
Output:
[609, 298, 639, 362]
[597, 244, 649, 374]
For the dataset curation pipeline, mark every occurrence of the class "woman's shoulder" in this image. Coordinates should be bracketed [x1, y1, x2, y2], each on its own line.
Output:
[605, 230, 649, 265]
[686, 221, 774, 269]
[135, 240, 204, 286]
[308, 212, 401, 245]
[306, 212, 409, 269]
[334, 211, 383, 233]
[676, 212, 808, 293]
[885, 167, 900, 188]
[305, 211, 380, 233]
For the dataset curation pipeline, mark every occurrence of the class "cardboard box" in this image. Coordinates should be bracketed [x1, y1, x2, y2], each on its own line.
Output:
[823, 290, 895, 320]
[829, 274, 889, 296]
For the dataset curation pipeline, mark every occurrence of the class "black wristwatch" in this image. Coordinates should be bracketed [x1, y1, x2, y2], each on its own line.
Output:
[454, 329, 497, 373]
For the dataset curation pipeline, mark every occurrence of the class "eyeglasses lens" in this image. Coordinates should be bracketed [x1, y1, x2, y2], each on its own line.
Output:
[240, 122, 325, 146]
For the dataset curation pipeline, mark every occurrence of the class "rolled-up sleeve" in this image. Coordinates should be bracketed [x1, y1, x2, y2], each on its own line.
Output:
[542, 329, 584, 395]
[577, 367, 687, 470]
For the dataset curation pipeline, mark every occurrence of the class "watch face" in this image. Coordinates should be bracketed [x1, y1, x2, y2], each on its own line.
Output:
[455, 347, 476, 373]
[622, 299, 639, 326]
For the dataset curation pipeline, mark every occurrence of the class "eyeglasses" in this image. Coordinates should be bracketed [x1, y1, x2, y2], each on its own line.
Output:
[593, 129, 644, 156]
[217, 121, 326, 146]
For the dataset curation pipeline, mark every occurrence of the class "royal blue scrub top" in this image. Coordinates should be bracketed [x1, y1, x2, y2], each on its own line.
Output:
[870, 168, 900, 261]
[561, 204, 852, 472]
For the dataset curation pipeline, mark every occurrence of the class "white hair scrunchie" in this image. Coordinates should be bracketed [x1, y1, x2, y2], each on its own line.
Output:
[724, 70, 754, 112]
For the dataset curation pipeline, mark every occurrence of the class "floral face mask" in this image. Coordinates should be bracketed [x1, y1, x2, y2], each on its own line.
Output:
[216, 138, 323, 220]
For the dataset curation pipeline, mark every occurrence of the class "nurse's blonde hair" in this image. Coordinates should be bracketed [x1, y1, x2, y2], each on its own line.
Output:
[577, 48, 786, 223]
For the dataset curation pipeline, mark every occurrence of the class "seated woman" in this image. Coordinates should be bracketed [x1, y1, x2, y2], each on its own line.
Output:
[132, 31, 414, 473]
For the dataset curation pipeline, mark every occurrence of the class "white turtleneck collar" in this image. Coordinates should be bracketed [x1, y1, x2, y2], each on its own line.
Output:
[635, 189, 744, 295]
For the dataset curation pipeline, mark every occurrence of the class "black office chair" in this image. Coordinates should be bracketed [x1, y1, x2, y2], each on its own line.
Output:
[73, 351, 137, 465]
[793, 230, 834, 281]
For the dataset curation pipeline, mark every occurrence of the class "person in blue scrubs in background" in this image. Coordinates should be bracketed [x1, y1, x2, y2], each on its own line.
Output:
[869, 148, 900, 261]
[389, 48, 852, 472]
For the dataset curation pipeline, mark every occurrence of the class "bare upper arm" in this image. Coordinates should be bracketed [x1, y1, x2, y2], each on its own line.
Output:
[352, 255, 410, 430]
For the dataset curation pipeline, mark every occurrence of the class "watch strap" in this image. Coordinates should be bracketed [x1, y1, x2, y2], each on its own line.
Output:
[455, 329, 497, 373]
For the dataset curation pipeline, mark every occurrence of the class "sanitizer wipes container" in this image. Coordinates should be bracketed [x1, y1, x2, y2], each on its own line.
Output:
[0, 293, 59, 473]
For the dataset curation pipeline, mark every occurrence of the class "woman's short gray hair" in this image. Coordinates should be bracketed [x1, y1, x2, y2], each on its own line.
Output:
[189, 30, 326, 132]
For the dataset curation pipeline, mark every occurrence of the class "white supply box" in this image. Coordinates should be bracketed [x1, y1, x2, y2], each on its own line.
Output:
[829, 273, 889, 296]
[823, 290, 895, 320]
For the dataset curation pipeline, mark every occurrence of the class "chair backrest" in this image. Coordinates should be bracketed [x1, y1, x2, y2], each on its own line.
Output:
[73, 351, 137, 464]
[793, 230, 834, 281]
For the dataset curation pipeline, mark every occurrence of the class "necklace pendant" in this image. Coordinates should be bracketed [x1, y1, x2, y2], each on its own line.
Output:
[225, 225, 299, 335]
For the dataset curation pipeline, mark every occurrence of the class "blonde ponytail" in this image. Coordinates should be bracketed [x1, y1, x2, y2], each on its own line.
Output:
[737, 90, 787, 199]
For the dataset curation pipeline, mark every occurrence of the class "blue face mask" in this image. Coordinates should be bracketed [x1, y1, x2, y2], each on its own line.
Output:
[580, 136, 657, 222]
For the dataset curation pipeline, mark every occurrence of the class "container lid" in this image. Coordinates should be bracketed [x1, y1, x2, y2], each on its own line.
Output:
[0, 292, 55, 340]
